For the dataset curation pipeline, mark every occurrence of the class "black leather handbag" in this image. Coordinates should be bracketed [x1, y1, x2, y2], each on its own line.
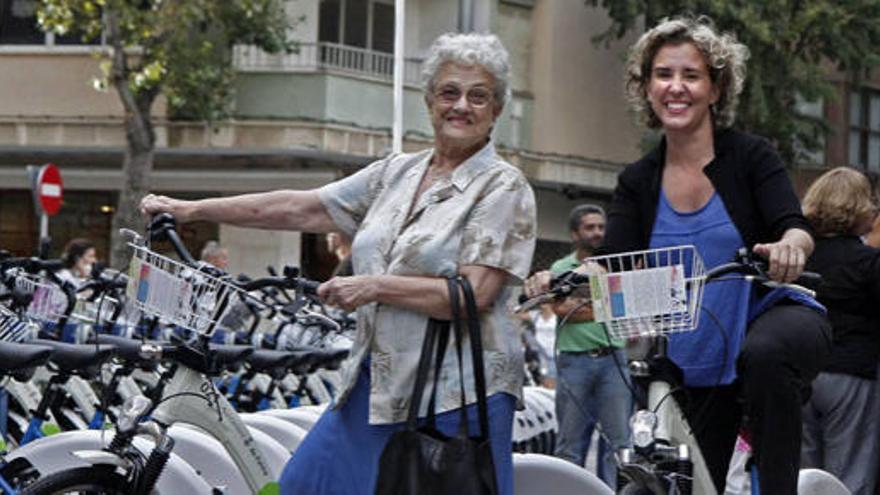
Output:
[374, 276, 498, 495]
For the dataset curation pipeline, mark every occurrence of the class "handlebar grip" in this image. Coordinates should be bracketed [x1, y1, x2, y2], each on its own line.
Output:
[299, 279, 320, 296]
[795, 271, 822, 290]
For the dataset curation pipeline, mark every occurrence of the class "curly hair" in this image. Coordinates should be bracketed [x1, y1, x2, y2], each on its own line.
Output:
[421, 32, 511, 109]
[803, 167, 878, 236]
[625, 16, 750, 129]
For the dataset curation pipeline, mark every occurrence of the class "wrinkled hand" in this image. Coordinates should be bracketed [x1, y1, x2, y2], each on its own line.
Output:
[524, 270, 552, 298]
[752, 240, 806, 283]
[575, 260, 606, 276]
[318, 275, 377, 312]
[139, 193, 191, 222]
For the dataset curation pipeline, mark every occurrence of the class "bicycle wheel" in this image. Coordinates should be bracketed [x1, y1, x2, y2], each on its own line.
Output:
[19, 466, 129, 495]
[617, 483, 663, 495]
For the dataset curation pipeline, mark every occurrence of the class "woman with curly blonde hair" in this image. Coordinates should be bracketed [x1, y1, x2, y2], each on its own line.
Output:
[607, 16, 830, 494]
[801, 167, 880, 495]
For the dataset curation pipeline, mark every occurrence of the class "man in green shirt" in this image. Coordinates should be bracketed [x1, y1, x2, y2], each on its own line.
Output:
[550, 204, 631, 487]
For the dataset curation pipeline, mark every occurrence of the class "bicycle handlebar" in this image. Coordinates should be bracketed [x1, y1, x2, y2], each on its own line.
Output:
[0, 256, 65, 275]
[516, 248, 822, 313]
[514, 270, 590, 312]
[238, 276, 320, 296]
[144, 213, 322, 298]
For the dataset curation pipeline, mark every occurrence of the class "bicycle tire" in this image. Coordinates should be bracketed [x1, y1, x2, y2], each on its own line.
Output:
[19, 466, 129, 495]
[617, 482, 663, 495]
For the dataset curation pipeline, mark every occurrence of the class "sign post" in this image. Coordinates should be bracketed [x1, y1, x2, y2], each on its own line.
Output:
[27, 163, 63, 252]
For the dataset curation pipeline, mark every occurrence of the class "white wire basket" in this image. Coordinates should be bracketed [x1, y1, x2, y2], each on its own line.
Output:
[13, 271, 69, 323]
[584, 245, 706, 339]
[126, 244, 248, 337]
[72, 295, 121, 326]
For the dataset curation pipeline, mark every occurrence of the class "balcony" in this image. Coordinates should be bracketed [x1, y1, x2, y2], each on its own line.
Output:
[233, 42, 424, 86]
[231, 41, 534, 152]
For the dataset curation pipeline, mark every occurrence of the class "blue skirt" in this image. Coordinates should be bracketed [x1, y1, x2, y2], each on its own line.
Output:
[279, 363, 516, 495]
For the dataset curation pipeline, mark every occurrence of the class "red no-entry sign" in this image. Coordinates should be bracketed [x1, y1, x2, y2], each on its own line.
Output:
[36, 163, 63, 216]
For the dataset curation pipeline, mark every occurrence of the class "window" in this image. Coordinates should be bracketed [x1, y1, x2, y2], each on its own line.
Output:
[319, 0, 395, 53]
[0, 0, 43, 44]
[849, 88, 880, 172]
[0, 0, 100, 46]
[794, 95, 825, 167]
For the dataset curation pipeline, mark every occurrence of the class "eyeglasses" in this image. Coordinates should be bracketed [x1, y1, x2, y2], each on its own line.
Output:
[433, 86, 494, 108]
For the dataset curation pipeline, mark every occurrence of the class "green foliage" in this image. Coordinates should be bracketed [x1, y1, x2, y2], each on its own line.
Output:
[588, 0, 880, 165]
[37, 0, 298, 121]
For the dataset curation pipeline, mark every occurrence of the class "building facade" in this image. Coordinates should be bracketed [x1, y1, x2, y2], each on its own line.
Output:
[4, 0, 869, 277]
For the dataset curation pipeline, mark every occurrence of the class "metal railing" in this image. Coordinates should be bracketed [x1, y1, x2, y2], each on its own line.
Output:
[233, 42, 423, 86]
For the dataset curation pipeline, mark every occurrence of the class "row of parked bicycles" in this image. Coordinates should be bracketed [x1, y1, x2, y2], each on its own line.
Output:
[5, 213, 848, 494]
[0, 214, 567, 495]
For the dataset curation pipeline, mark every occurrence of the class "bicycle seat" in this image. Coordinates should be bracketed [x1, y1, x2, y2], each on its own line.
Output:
[0, 340, 53, 376]
[311, 348, 350, 371]
[33, 339, 116, 374]
[208, 343, 254, 369]
[247, 349, 314, 376]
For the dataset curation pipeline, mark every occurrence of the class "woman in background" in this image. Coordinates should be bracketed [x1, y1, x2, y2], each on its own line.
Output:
[800, 167, 880, 495]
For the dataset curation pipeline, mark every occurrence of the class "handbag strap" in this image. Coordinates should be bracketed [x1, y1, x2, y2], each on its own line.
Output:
[458, 275, 491, 439]
[425, 314, 452, 428]
[447, 276, 471, 435]
[406, 316, 447, 428]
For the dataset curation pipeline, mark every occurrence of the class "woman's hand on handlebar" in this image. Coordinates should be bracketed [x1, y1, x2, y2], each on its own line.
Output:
[524, 261, 604, 299]
[524, 270, 553, 298]
[318, 275, 377, 312]
[752, 228, 813, 283]
[139, 193, 194, 222]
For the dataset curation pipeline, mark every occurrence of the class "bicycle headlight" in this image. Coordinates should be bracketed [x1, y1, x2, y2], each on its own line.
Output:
[119, 395, 152, 434]
[630, 410, 658, 449]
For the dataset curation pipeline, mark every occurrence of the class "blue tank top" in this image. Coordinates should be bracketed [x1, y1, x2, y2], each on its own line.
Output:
[650, 191, 824, 386]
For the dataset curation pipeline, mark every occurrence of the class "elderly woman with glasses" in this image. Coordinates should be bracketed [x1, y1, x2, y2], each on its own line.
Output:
[140, 32, 536, 495]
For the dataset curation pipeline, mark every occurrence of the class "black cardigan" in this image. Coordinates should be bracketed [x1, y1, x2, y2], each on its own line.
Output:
[807, 236, 880, 379]
[605, 128, 813, 254]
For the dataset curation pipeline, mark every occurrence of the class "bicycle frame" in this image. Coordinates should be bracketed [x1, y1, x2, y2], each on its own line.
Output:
[642, 369, 715, 493]
[150, 363, 277, 494]
[616, 336, 718, 495]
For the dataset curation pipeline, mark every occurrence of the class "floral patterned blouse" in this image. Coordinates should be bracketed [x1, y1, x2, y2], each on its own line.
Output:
[318, 141, 537, 424]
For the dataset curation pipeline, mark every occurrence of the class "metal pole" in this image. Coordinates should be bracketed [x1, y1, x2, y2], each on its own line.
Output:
[392, 0, 405, 154]
[459, 0, 473, 32]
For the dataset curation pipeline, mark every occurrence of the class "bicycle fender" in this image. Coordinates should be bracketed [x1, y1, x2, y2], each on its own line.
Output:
[238, 413, 307, 452]
[4, 430, 215, 494]
[259, 405, 325, 432]
[70, 449, 131, 469]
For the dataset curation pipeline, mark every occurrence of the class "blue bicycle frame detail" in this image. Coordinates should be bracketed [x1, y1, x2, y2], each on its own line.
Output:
[750, 463, 761, 495]
[0, 471, 19, 494]
[20, 417, 44, 446]
[88, 410, 105, 430]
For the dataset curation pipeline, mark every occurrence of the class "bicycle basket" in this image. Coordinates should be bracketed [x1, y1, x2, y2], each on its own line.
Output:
[584, 245, 706, 339]
[126, 244, 248, 337]
[14, 271, 69, 323]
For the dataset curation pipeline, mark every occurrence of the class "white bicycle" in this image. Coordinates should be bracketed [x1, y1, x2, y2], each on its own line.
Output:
[516, 245, 849, 495]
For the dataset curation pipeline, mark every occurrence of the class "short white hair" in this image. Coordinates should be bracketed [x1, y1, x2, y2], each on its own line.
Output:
[421, 32, 511, 108]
